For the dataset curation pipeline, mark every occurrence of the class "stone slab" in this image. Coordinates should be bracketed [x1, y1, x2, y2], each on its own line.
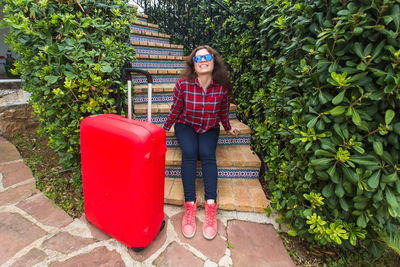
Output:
[79, 215, 111, 241]
[10, 248, 47, 267]
[170, 212, 226, 263]
[128, 215, 168, 262]
[227, 220, 295, 267]
[0, 161, 33, 188]
[0, 141, 21, 164]
[0, 180, 38, 206]
[43, 232, 95, 254]
[0, 104, 38, 136]
[50, 246, 125, 267]
[0, 212, 47, 265]
[17, 194, 73, 228]
[153, 241, 203, 267]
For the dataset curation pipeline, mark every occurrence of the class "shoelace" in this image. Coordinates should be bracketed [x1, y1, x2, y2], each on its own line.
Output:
[184, 203, 195, 224]
[205, 204, 216, 226]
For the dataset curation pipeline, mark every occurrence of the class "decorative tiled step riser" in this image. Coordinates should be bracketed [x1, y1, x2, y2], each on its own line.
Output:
[131, 60, 184, 69]
[134, 112, 237, 123]
[137, 17, 148, 23]
[133, 94, 173, 104]
[166, 136, 251, 147]
[134, 84, 175, 94]
[133, 47, 184, 56]
[165, 168, 260, 179]
[132, 75, 179, 85]
[130, 35, 170, 44]
[131, 25, 158, 33]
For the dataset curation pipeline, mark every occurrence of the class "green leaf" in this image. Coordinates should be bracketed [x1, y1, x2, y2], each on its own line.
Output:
[329, 106, 347, 116]
[327, 164, 336, 177]
[368, 241, 384, 258]
[348, 157, 378, 166]
[44, 75, 59, 85]
[368, 170, 381, 189]
[335, 182, 345, 198]
[385, 188, 399, 208]
[315, 149, 335, 157]
[322, 183, 335, 198]
[373, 141, 383, 156]
[100, 63, 113, 73]
[382, 172, 398, 183]
[342, 166, 359, 184]
[393, 122, 400, 135]
[307, 116, 318, 129]
[351, 107, 361, 126]
[385, 109, 395, 125]
[353, 42, 363, 58]
[339, 198, 349, 211]
[318, 91, 329, 104]
[305, 172, 313, 181]
[357, 214, 367, 228]
[332, 90, 345, 105]
[303, 209, 312, 217]
[371, 40, 385, 60]
[311, 158, 334, 166]
[287, 230, 297, 237]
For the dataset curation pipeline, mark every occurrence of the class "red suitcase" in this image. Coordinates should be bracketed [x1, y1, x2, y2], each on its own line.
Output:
[80, 69, 166, 250]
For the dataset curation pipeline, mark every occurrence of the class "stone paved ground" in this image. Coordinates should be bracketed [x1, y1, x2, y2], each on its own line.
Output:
[0, 136, 295, 266]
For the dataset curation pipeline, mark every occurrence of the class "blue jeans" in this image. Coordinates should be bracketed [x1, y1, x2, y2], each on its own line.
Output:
[174, 123, 220, 202]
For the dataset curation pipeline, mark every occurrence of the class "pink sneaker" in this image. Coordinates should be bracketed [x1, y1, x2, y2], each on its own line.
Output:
[182, 201, 197, 238]
[203, 201, 218, 240]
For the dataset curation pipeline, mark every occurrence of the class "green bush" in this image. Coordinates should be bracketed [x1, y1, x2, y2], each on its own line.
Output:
[213, 0, 400, 256]
[2, 0, 135, 178]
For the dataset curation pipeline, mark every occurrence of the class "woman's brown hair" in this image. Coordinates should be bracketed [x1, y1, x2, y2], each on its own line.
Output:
[181, 45, 232, 94]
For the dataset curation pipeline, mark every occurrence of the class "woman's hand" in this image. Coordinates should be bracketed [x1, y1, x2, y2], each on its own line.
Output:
[228, 127, 240, 138]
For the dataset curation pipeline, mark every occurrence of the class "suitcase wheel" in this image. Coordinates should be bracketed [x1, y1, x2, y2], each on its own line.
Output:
[159, 220, 166, 233]
[132, 246, 145, 252]
[131, 220, 166, 252]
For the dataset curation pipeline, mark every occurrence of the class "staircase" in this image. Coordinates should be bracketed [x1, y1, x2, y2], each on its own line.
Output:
[130, 11, 269, 213]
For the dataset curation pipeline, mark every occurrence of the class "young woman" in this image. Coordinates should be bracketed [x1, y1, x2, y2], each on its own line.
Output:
[163, 45, 240, 239]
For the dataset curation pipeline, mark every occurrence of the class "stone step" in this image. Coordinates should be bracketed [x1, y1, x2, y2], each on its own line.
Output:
[135, 12, 149, 21]
[165, 166, 259, 180]
[131, 41, 183, 50]
[134, 111, 237, 124]
[131, 60, 184, 70]
[132, 74, 179, 85]
[166, 135, 251, 147]
[131, 68, 182, 75]
[134, 83, 175, 94]
[135, 54, 185, 61]
[166, 145, 261, 169]
[164, 177, 269, 213]
[132, 20, 159, 30]
[133, 46, 184, 57]
[131, 24, 159, 34]
[134, 102, 237, 115]
[134, 93, 173, 104]
[130, 29, 170, 44]
[160, 119, 252, 138]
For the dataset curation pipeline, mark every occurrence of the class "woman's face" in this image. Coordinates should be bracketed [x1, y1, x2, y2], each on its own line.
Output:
[193, 48, 214, 76]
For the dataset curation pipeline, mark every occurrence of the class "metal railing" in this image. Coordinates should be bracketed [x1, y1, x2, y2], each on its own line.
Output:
[132, 0, 238, 51]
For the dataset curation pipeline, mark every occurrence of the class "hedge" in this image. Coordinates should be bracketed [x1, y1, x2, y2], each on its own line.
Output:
[212, 0, 400, 256]
[2, 0, 135, 180]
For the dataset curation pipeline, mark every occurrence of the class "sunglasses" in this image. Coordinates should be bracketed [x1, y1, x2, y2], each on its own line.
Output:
[193, 54, 213, 63]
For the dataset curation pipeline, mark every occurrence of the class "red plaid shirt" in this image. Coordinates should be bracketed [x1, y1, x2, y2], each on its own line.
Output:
[163, 78, 232, 134]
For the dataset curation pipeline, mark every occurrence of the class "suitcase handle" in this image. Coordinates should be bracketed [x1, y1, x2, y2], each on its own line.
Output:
[124, 68, 153, 122]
